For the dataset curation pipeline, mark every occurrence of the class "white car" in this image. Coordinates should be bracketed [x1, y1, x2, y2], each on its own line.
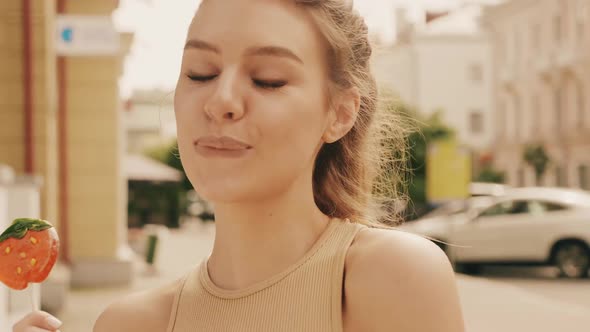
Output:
[469, 182, 510, 197]
[400, 187, 590, 278]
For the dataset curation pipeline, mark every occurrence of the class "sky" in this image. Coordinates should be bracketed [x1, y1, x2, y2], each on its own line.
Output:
[113, 0, 465, 96]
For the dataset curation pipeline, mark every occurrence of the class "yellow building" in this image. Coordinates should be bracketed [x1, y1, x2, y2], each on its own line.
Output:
[0, 0, 134, 295]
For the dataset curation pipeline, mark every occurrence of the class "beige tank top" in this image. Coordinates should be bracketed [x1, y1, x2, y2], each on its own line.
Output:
[165, 219, 364, 332]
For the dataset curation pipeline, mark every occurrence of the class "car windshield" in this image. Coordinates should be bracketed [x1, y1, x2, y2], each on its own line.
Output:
[422, 201, 468, 218]
[421, 196, 496, 220]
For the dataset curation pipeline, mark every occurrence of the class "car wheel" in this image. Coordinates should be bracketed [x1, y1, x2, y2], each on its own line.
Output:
[553, 242, 590, 279]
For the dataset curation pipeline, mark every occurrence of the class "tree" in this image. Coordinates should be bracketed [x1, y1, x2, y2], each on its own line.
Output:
[523, 144, 550, 185]
[475, 153, 505, 184]
[409, 111, 455, 202]
[388, 102, 455, 219]
[146, 140, 192, 191]
[139, 140, 194, 227]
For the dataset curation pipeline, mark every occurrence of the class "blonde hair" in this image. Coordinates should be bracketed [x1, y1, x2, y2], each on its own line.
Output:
[297, 0, 408, 227]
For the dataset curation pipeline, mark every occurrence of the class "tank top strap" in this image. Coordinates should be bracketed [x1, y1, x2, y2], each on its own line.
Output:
[329, 220, 365, 332]
[165, 268, 196, 332]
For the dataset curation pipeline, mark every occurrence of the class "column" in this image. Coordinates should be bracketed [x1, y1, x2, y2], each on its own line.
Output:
[60, 0, 133, 286]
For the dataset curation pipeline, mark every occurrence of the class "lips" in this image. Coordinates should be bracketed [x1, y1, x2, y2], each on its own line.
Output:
[195, 136, 252, 150]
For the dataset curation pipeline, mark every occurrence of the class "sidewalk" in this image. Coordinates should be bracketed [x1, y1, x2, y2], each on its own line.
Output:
[59, 221, 216, 332]
[459, 275, 590, 332]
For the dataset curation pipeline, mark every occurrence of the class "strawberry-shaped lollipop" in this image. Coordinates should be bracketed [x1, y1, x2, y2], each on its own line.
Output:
[0, 218, 59, 290]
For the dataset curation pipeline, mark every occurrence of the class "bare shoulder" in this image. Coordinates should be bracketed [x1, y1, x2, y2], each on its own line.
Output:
[93, 279, 183, 332]
[343, 227, 465, 332]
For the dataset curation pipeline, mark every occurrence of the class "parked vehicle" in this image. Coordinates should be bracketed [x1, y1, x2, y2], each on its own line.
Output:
[469, 182, 510, 197]
[399, 187, 590, 278]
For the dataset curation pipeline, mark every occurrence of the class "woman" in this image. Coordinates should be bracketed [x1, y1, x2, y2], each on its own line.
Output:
[14, 0, 464, 331]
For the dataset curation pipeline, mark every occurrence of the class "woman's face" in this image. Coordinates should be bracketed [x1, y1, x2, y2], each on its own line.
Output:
[175, 0, 333, 204]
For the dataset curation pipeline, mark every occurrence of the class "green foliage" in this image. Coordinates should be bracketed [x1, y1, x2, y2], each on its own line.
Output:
[126, 140, 195, 228]
[128, 181, 182, 228]
[523, 144, 550, 185]
[474, 153, 505, 184]
[145, 140, 192, 191]
[387, 101, 455, 219]
[476, 167, 505, 184]
[406, 109, 455, 205]
[0, 218, 53, 242]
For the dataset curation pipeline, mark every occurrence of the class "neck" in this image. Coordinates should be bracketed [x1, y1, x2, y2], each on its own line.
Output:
[207, 177, 331, 291]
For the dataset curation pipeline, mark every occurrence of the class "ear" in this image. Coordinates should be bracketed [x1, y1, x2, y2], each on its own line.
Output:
[323, 87, 361, 143]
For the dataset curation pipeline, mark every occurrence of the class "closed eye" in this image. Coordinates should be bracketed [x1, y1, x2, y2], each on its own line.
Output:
[253, 79, 286, 90]
[187, 74, 217, 82]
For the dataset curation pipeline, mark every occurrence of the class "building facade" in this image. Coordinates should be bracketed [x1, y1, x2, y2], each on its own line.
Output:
[1, 2, 135, 325]
[484, 0, 590, 189]
[373, 5, 496, 150]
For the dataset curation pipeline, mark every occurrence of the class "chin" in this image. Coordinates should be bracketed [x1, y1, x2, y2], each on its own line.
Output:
[192, 173, 293, 207]
[191, 174, 260, 204]
[198, 187, 252, 205]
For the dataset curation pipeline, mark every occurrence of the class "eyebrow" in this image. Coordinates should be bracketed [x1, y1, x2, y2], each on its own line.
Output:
[184, 39, 303, 64]
[245, 46, 304, 64]
[184, 39, 220, 53]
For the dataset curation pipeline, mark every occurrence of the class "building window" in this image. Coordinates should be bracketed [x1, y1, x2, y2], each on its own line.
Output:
[468, 64, 483, 83]
[469, 111, 484, 135]
[556, 166, 567, 187]
[497, 35, 505, 64]
[517, 168, 526, 187]
[531, 95, 540, 134]
[498, 102, 506, 139]
[554, 15, 562, 44]
[513, 30, 521, 65]
[577, 1, 588, 42]
[576, 82, 586, 129]
[531, 23, 541, 51]
[580, 165, 589, 190]
[513, 96, 521, 140]
[576, 19, 585, 42]
[555, 88, 562, 130]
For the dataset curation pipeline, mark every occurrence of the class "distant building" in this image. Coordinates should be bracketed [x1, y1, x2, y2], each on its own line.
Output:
[483, 0, 590, 189]
[373, 5, 495, 150]
[124, 89, 177, 154]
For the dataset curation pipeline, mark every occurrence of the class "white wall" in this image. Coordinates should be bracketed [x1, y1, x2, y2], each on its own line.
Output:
[373, 35, 495, 150]
[373, 46, 416, 104]
[414, 36, 494, 149]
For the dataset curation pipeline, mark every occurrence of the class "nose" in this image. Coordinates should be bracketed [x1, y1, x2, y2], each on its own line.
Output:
[204, 70, 245, 122]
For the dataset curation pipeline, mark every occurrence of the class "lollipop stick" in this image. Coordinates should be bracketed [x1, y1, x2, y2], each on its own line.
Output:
[30, 284, 39, 311]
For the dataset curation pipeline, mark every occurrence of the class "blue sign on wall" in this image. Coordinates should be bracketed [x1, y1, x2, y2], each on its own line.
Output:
[61, 27, 73, 43]
[56, 15, 120, 56]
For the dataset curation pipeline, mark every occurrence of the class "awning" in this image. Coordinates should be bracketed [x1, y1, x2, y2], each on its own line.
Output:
[125, 154, 183, 182]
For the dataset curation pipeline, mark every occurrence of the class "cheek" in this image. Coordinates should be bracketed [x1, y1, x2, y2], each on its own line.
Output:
[174, 90, 206, 172]
[174, 89, 208, 137]
[244, 104, 323, 200]
[254, 91, 327, 153]
[175, 87, 199, 120]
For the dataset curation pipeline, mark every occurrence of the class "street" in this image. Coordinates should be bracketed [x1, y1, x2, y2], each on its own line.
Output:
[58, 222, 590, 332]
[459, 273, 590, 332]
[477, 266, 590, 309]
